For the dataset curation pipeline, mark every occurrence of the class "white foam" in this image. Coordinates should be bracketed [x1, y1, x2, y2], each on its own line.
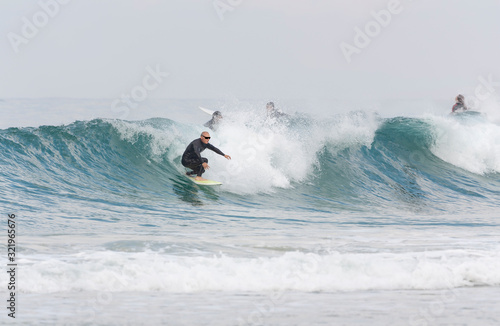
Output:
[207, 109, 380, 194]
[8, 249, 500, 293]
[429, 114, 500, 174]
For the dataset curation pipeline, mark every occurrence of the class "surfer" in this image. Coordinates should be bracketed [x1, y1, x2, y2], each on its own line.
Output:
[266, 102, 289, 121]
[182, 131, 231, 181]
[452, 94, 468, 113]
[204, 111, 223, 131]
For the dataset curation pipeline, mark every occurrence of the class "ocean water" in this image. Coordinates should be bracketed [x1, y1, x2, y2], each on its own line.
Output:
[1, 99, 500, 325]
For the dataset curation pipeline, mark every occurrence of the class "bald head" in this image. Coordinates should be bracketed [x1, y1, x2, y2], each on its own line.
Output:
[200, 131, 210, 144]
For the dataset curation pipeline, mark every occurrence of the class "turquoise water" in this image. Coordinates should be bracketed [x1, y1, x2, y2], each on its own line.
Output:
[1, 100, 499, 325]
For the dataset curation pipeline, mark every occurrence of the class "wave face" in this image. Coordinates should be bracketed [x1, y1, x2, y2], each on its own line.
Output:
[1, 112, 499, 217]
[0, 114, 498, 216]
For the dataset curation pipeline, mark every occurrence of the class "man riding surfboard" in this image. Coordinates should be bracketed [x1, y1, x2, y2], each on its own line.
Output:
[181, 131, 231, 181]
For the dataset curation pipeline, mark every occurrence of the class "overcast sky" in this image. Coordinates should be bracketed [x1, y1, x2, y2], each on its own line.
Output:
[1, 0, 500, 101]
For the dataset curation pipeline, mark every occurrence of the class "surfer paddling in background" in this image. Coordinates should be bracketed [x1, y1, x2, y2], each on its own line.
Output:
[452, 94, 468, 113]
[182, 131, 231, 181]
[204, 111, 223, 131]
[266, 102, 288, 120]
[265, 101, 290, 126]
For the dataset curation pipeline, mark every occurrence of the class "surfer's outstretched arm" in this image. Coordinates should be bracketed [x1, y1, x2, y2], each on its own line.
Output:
[206, 143, 230, 160]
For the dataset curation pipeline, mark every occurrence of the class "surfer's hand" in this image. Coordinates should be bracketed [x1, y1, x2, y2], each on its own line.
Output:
[202, 162, 209, 170]
[224, 155, 231, 160]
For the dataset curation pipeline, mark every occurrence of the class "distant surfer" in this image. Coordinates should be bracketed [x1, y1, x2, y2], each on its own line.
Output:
[452, 94, 468, 113]
[266, 102, 289, 121]
[182, 131, 231, 181]
[204, 111, 223, 131]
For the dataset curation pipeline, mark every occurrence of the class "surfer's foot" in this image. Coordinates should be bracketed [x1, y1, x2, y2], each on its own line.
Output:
[186, 171, 196, 176]
[195, 176, 207, 181]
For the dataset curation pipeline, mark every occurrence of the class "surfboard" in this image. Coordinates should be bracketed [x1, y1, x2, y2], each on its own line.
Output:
[450, 110, 485, 118]
[186, 175, 222, 186]
[453, 110, 482, 116]
[199, 106, 215, 116]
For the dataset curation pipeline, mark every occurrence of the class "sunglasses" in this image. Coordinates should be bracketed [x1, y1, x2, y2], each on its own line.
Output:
[203, 136, 211, 139]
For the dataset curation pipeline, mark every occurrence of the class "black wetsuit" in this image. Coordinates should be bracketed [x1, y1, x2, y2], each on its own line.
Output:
[452, 102, 467, 112]
[181, 138, 225, 177]
[204, 118, 219, 131]
[267, 109, 289, 120]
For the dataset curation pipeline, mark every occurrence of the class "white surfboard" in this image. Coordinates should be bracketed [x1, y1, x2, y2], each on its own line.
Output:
[199, 106, 215, 116]
[451, 110, 482, 116]
[186, 175, 222, 186]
